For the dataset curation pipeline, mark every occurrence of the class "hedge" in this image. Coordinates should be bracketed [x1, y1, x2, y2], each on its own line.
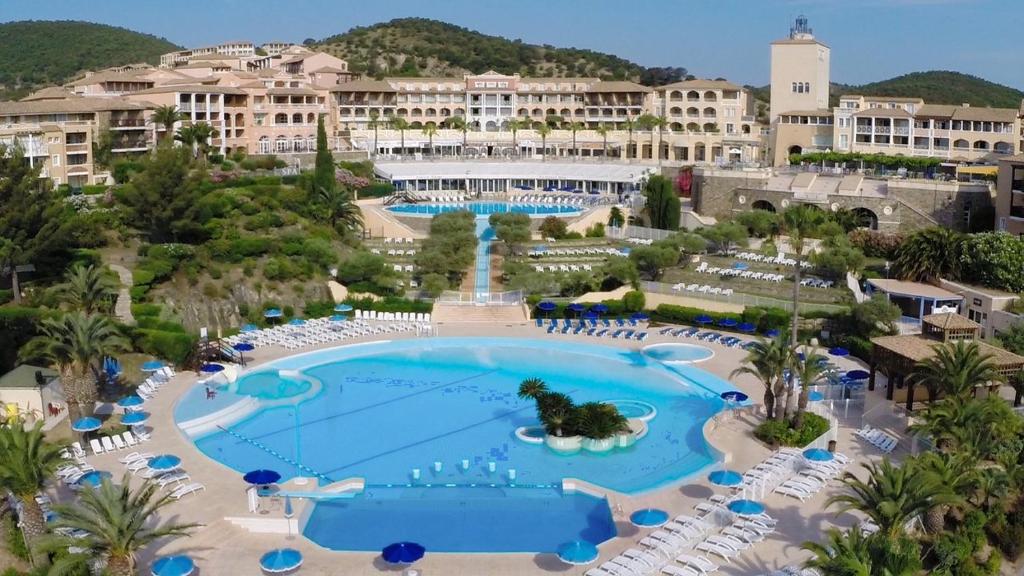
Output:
[134, 317, 187, 333]
[359, 182, 396, 199]
[0, 307, 46, 374]
[130, 329, 196, 365]
[652, 304, 790, 332]
[754, 412, 830, 447]
[343, 296, 433, 314]
[130, 303, 162, 318]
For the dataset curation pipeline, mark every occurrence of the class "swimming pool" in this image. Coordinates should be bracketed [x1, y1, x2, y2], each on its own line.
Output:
[386, 202, 581, 217]
[642, 343, 715, 363]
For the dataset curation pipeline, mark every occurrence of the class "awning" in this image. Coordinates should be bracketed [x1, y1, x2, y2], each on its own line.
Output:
[956, 165, 998, 176]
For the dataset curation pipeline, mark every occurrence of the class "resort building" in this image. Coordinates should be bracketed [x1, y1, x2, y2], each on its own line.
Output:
[160, 41, 257, 67]
[0, 364, 63, 424]
[937, 279, 1024, 340]
[996, 153, 1024, 235]
[769, 15, 830, 126]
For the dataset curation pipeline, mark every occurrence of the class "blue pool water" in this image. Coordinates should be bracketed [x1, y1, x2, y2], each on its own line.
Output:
[386, 202, 581, 217]
[474, 220, 493, 302]
[303, 486, 615, 553]
[643, 343, 715, 363]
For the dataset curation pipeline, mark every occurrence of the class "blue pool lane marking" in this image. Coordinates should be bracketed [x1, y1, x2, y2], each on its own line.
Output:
[216, 425, 333, 485]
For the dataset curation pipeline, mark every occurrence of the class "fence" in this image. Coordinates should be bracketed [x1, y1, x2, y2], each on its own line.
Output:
[641, 280, 849, 314]
[608, 224, 675, 242]
[437, 289, 523, 306]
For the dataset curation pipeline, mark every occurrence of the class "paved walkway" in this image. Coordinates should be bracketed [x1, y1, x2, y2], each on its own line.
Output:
[108, 263, 134, 325]
[67, 322, 894, 576]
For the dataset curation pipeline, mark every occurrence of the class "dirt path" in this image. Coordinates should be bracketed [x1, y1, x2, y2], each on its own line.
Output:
[107, 263, 135, 325]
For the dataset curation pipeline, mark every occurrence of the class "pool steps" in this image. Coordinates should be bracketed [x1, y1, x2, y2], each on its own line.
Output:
[177, 396, 260, 438]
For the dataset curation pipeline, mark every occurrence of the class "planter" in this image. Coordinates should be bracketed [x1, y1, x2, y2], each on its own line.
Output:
[514, 426, 546, 445]
[545, 434, 582, 453]
[581, 437, 616, 453]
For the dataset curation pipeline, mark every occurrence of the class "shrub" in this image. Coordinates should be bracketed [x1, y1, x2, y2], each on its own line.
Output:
[848, 229, 903, 259]
[131, 303, 163, 318]
[421, 273, 450, 297]
[132, 269, 155, 286]
[585, 223, 606, 238]
[359, 182, 396, 199]
[653, 304, 790, 332]
[220, 160, 235, 171]
[753, 413, 830, 447]
[538, 216, 568, 239]
[208, 154, 224, 164]
[134, 317, 187, 333]
[622, 290, 645, 312]
[988, 504, 1024, 561]
[131, 329, 195, 365]
[3, 511, 29, 560]
[302, 299, 335, 318]
[129, 285, 150, 300]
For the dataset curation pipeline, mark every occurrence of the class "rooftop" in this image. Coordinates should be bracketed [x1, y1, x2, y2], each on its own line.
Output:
[0, 365, 59, 390]
[374, 160, 656, 182]
[0, 97, 150, 115]
[872, 334, 1024, 367]
[921, 312, 980, 331]
[867, 279, 963, 300]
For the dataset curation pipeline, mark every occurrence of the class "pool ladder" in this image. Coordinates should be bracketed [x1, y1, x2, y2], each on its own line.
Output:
[217, 425, 332, 485]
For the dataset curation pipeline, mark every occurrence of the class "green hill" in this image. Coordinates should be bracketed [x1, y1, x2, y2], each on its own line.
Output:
[314, 18, 686, 85]
[0, 20, 180, 100]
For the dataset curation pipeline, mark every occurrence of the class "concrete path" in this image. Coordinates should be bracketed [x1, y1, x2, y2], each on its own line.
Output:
[108, 263, 134, 325]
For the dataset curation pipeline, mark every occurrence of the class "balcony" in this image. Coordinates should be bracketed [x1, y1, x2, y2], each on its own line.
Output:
[855, 125, 872, 135]
[110, 118, 148, 129]
[111, 140, 149, 152]
[874, 126, 892, 135]
[893, 126, 910, 136]
[65, 143, 89, 154]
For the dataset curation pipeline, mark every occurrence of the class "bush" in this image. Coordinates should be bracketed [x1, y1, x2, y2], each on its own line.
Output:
[359, 182, 396, 199]
[753, 413, 830, 447]
[622, 290, 645, 312]
[848, 229, 903, 259]
[208, 154, 224, 164]
[421, 273, 450, 297]
[129, 285, 150, 300]
[653, 304, 790, 332]
[538, 216, 569, 239]
[3, 511, 29, 560]
[988, 504, 1024, 561]
[131, 329, 196, 365]
[132, 269, 155, 286]
[585, 223, 605, 238]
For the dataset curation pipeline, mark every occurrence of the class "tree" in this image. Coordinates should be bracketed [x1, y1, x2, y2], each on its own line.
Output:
[149, 105, 182, 142]
[698, 221, 747, 254]
[489, 212, 531, 257]
[420, 273, 449, 297]
[607, 206, 625, 228]
[643, 175, 680, 230]
[828, 458, 955, 540]
[909, 340, 1001, 404]
[117, 144, 204, 243]
[792, 348, 827, 428]
[538, 216, 568, 240]
[188, 121, 219, 161]
[595, 122, 611, 158]
[850, 295, 900, 337]
[999, 323, 1024, 357]
[313, 115, 335, 194]
[536, 123, 551, 160]
[49, 264, 118, 314]
[567, 121, 585, 158]
[781, 204, 826, 347]
[915, 451, 974, 533]
[45, 474, 198, 576]
[0, 421, 69, 568]
[803, 527, 922, 576]
[812, 236, 866, 280]
[507, 118, 523, 156]
[600, 256, 639, 290]
[421, 123, 438, 156]
[650, 115, 668, 163]
[959, 232, 1024, 293]
[893, 227, 964, 283]
[518, 377, 549, 400]
[315, 186, 363, 233]
[735, 210, 780, 239]
[629, 245, 678, 280]
[444, 116, 468, 154]
[390, 116, 410, 156]
[19, 312, 128, 420]
[367, 109, 382, 157]
[623, 116, 637, 159]
[730, 336, 792, 421]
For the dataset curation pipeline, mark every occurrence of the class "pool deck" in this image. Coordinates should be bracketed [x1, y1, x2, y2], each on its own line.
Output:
[77, 321, 899, 576]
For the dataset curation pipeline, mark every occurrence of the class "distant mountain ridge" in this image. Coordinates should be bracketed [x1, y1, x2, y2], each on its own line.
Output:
[313, 18, 687, 85]
[0, 20, 180, 100]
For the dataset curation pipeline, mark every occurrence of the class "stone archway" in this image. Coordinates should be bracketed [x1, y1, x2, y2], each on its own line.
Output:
[851, 206, 879, 230]
[788, 145, 803, 156]
[752, 200, 776, 213]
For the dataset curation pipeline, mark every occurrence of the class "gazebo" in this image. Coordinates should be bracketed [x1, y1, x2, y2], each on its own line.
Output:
[870, 313, 1024, 409]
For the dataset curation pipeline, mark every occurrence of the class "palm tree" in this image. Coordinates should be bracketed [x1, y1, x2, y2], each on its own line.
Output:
[802, 526, 921, 576]
[575, 402, 629, 439]
[189, 121, 219, 161]
[536, 124, 551, 161]
[445, 116, 468, 155]
[650, 115, 668, 163]
[791, 347, 827, 428]
[173, 124, 197, 155]
[909, 396, 1018, 457]
[0, 422, 69, 568]
[915, 451, 973, 533]
[421, 123, 438, 157]
[893, 227, 964, 282]
[730, 336, 792, 421]
[315, 186, 363, 232]
[623, 116, 636, 159]
[368, 109, 382, 157]
[19, 312, 128, 420]
[567, 121, 585, 159]
[49, 264, 118, 314]
[828, 458, 954, 540]
[149, 105, 182, 142]
[390, 116, 410, 157]
[507, 118, 523, 156]
[781, 204, 825, 347]
[536, 391, 574, 437]
[517, 378, 549, 400]
[45, 474, 198, 576]
[595, 123, 611, 158]
[909, 339, 1001, 403]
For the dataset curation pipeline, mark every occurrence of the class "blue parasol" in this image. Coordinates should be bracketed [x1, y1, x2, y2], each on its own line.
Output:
[764, 329, 780, 338]
[243, 469, 282, 485]
[732, 262, 749, 270]
[120, 411, 150, 426]
[117, 395, 145, 408]
[328, 314, 346, 322]
[537, 301, 557, 312]
[566, 303, 585, 313]
[737, 322, 757, 333]
[695, 314, 714, 324]
[240, 323, 258, 333]
[382, 542, 425, 565]
[200, 363, 224, 373]
[846, 369, 870, 381]
[720, 391, 749, 402]
[629, 508, 669, 527]
[333, 303, 353, 313]
[803, 448, 834, 462]
[147, 455, 182, 472]
[151, 555, 195, 576]
[263, 308, 283, 319]
[719, 318, 738, 328]
[141, 360, 165, 373]
[76, 470, 112, 488]
[828, 347, 850, 357]
[708, 470, 744, 487]
[590, 303, 609, 315]
[233, 342, 255, 352]
[631, 312, 650, 321]
[71, 417, 102, 433]
[808, 391, 825, 402]
[728, 499, 766, 515]
[259, 548, 303, 573]
[287, 318, 306, 326]
[556, 540, 599, 565]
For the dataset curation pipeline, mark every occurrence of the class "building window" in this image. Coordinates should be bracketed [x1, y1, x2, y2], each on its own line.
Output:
[51, 155, 61, 167]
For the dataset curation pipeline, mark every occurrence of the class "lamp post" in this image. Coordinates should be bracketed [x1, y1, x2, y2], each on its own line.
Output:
[884, 261, 891, 279]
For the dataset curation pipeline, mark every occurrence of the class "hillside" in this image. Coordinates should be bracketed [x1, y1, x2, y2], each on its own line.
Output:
[749, 71, 1024, 110]
[315, 18, 686, 85]
[0, 20, 180, 100]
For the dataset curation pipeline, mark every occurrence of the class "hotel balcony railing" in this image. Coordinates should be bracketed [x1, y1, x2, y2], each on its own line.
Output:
[855, 126, 873, 134]
[65, 143, 89, 153]
[110, 118, 147, 128]
[893, 127, 910, 136]
[111, 140, 149, 152]
[934, 145, 950, 151]
[874, 126, 892, 135]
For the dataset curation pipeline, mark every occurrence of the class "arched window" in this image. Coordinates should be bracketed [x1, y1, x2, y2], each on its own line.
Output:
[687, 107, 700, 117]
[291, 113, 302, 124]
[275, 136, 288, 153]
[669, 107, 682, 116]
[669, 91, 683, 101]
[293, 135, 304, 152]
[703, 91, 717, 101]
[687, 91, 700, 101]
[306, 113, 315, 124]
[274, 113, 288, 125]
[703, 107, 716, 118]
[258, 136, 270, 154]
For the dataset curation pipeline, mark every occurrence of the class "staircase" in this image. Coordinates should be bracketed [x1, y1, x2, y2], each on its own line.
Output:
[431, 302, 530, 324]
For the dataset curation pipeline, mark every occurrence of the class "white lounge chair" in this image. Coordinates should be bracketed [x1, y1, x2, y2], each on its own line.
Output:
[111, 435, 128, 451]
[100, 436, 117, 452]
[171, 483, 205, 499]
[662, 564, 701, 576]
[694, 540, 739, 562]
[89, 439, 104, 455]
[675, 554, 718, 574]
[121, 431, 138, 447]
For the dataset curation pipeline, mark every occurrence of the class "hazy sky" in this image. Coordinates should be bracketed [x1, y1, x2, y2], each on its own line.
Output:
[4, 0, 1021, 89]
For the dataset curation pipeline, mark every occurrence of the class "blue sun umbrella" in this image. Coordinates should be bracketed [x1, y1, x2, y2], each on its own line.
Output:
[243, 469, 282, 485]
[737, 322, 757, 333]
[141, 360, 165, 373]
[328, 314, 346, 322]
[382, 542, 425, 565]
[120, 411, 150, 426]
[582, 311, 598, 320]
[148, 455, 182, 472]
[828, 347, 850, 357]
[259, 548, 303, 573]
[151, 555, 195, 576]
[720, 391, 749, 402]
[287, 318, 306, 327]
[76, 470, 112, 488]
[733, 262, 749, 270]
[240, 323, 258, 333]
[333, 303, 353, 313]
[537, 301, 557, 313]
[71, 417, 102, 433]
[719, 318, 738, 328]
[808, 391, 825, 402]
[764, 328, 780, 337]
[200, 363, 224, 373]
[590, 303, 609, 315]
[846, 369, 870, 381]
[233, 342, 255, 352]
[630, 508, 669, 527]
[263, 308, 283, 319]
[804, 448, 834, 462]
[728, 499, 766, 516]
[708, 470, 744, 487]
[567, 303, 585, 314]
[695, 314, 714, 325]
[556, 540, 599, 565]
[117, 395, 145, 408]
[631, 312, 650, 321]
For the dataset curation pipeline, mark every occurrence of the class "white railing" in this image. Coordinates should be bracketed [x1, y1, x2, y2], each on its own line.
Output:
[437, 290, 523, 306]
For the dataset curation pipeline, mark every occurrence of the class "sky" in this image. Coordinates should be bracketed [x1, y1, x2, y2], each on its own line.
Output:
[3, 0, 1022, 89]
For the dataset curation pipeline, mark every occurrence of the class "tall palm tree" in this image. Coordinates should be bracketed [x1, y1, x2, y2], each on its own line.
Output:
[507, 118, 523, 157]
[909, 396, 1019, 458]
[173, 124, 197, 155]
[623, 116, 636, 160]
[792, 347, 827, 428]
[536, 124, 551, 161]
[49, 264, 118, 314]
[781, 204, 825, 347]
[892, 227, 964, 283]
[595, 123, 611, 158]
[445, 116, 468, 155]
[730, 336, 792, 421]
[650, 115, 668, 163]
[315, 186, 363, 232]
[149, 105, 182, 142]
[802, 526, 921, 576]
[45, 474, 198, 576]
[368, 109, 382, 157]
[828, 458, 954, 540]
[567, 121, 585, 159]
[19, 312, 128, 420]
[909, 339, 1002, 403]
[189, 121, 219, 161]
[389, 116, 410, 157]
[915, 451, 973, 533]
[517, 377, 549, 400]
[421, 123, 438, 157]
[0, 422, 69, 568]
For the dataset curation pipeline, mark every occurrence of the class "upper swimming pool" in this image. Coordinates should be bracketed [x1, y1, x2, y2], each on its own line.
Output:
[386, 202, 581, 217]
[176, 338, 729, 495]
